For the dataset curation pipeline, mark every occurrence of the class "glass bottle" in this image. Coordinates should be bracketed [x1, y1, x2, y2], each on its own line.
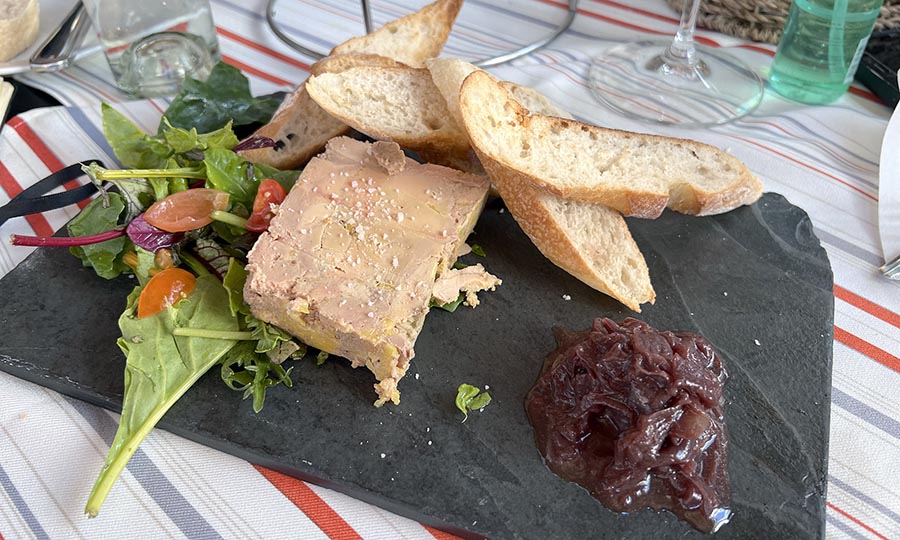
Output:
[770, 0, 884, 104]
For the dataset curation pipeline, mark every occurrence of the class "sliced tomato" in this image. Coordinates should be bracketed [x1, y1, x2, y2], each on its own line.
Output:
[246, 179, 287, 233]
[137, 268, 197, 318]
[144, 188, 230, 233]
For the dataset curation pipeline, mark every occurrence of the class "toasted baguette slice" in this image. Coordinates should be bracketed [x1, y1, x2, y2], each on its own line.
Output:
[459, 71, 762, 218]
[239, 0, 462, 170]
[238, 54, 408, 170]
[492, 173, 654, 311]
[431, 66, 654, 310]
[330, 0, 463, 68]
[236, 88, 348, 170]
[306, 65, 471, 167]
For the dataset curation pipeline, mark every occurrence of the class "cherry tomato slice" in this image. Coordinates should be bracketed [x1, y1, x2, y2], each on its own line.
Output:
[144, 189, 230, 233]
[137, 268, 197, 318]
[246, 179, 287, 233]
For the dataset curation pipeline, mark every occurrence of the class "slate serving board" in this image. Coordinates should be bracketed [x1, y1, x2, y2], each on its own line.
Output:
[0, 192, 833, 539]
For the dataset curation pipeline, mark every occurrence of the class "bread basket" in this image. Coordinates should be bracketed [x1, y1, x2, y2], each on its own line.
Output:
[666, 0, 900, 44]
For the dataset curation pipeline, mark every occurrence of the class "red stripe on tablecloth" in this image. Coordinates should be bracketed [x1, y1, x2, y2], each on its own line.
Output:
[834, 326, 900, 374]
[835, 285, 900, 330]
[827, 502, 890, 540]
[8, 118, 91, 211]
[0, 159, 54, 237]
[216, 27, 310, 72]
[222, 55, 292, 87]
[422, 525, 463, 540]
[591, 0, 679, 24]
[253, 465, 362, 540]
[538, 0, 720, 47]
[732, 135, 877, 201]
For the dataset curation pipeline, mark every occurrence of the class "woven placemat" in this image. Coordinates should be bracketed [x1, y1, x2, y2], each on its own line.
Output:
[666, 0, 900, 44]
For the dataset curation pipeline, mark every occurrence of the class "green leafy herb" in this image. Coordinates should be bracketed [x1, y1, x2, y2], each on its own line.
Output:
[455, 383, 492, 422]
[470, 244, 486, 257]
[316, 351, 329, 365]
[218, 258, 299, 411]
[132, 246, 156, 286]
[252, 162, 302, 193]
[204, 147, 257, 206]
[222, 257, 249, 317]
[101, 103, 170, 169]
[218, 341, 295, 413]
[430, 292, 465, 313]
[162, 62, 282, 134]
[85, 275, 240, 517]
[68, 194, 130, 280]
[159, 118, 239, 154]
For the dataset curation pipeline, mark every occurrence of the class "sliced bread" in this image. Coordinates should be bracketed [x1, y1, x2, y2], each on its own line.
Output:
[0, 0, 38, 62]
[306, 65, 471, 168]
[236, 86, 349, 171]
[459, 70, 762, 218]
[239, 0, 462, 171]
[490, 172, 655, 311]
[426, 58, 574, 127]
[330, 0, 463, 68]
[430, 66, 654, 310]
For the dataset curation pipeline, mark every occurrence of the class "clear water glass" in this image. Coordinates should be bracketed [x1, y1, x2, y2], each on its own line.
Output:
[83, 0, 221, 98]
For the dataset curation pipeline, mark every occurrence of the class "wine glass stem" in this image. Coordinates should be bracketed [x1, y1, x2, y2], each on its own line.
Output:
[667, 0, 702, 66]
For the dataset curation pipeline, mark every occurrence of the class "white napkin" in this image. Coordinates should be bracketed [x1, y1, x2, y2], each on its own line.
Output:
[878, 70, 900, 265]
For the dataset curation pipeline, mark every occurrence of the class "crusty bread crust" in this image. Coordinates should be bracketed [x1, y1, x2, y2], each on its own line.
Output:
[480, 153, 655, 311]
[330, 0, 463, 68]
[310, 53, 407, 77]
[459, 71, 762, 218]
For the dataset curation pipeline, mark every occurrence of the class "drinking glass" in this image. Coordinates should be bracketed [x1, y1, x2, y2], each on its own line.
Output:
[83, 0, 221, 98]
[588, 0, 764, 127]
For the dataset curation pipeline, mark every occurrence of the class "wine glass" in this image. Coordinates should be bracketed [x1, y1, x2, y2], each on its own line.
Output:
[588, 0, 764, 127]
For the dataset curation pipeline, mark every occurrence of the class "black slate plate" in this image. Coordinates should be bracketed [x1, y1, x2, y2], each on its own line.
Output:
[0, 192, 833, 539]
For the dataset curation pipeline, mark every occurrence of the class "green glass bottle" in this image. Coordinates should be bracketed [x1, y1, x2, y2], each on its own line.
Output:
[770, 0, 883, 104]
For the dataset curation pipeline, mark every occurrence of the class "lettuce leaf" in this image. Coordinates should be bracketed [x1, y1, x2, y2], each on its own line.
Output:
[68, 194, 130, 280]
[85, 274, 239, 517]
[161, 62, 282, 134]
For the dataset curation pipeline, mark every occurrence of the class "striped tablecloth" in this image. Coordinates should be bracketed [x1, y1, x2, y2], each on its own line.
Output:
[1, 1, 898, 539]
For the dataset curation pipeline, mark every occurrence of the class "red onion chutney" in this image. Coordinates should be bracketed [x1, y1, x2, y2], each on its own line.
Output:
[525, 318, 732, 533]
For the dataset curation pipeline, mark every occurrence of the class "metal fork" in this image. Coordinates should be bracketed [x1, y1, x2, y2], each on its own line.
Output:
[880, 254, 900, 279]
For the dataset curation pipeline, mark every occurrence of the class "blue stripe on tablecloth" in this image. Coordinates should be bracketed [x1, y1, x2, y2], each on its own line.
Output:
[0, 462, 49, 540]
[827, 513, 869, 540]
[64, 397, 225, 540]
[830, 475, 900, 526]
[832, 388, 900, 440]
[66, 107, 118, 166]
[813, 227, 884, 267]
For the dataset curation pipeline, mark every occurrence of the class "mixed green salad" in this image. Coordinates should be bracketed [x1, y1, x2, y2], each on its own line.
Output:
[10, 63, 307, 516]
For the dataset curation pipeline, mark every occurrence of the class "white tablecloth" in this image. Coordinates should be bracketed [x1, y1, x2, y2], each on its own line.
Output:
[1, 1, 898, 539]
